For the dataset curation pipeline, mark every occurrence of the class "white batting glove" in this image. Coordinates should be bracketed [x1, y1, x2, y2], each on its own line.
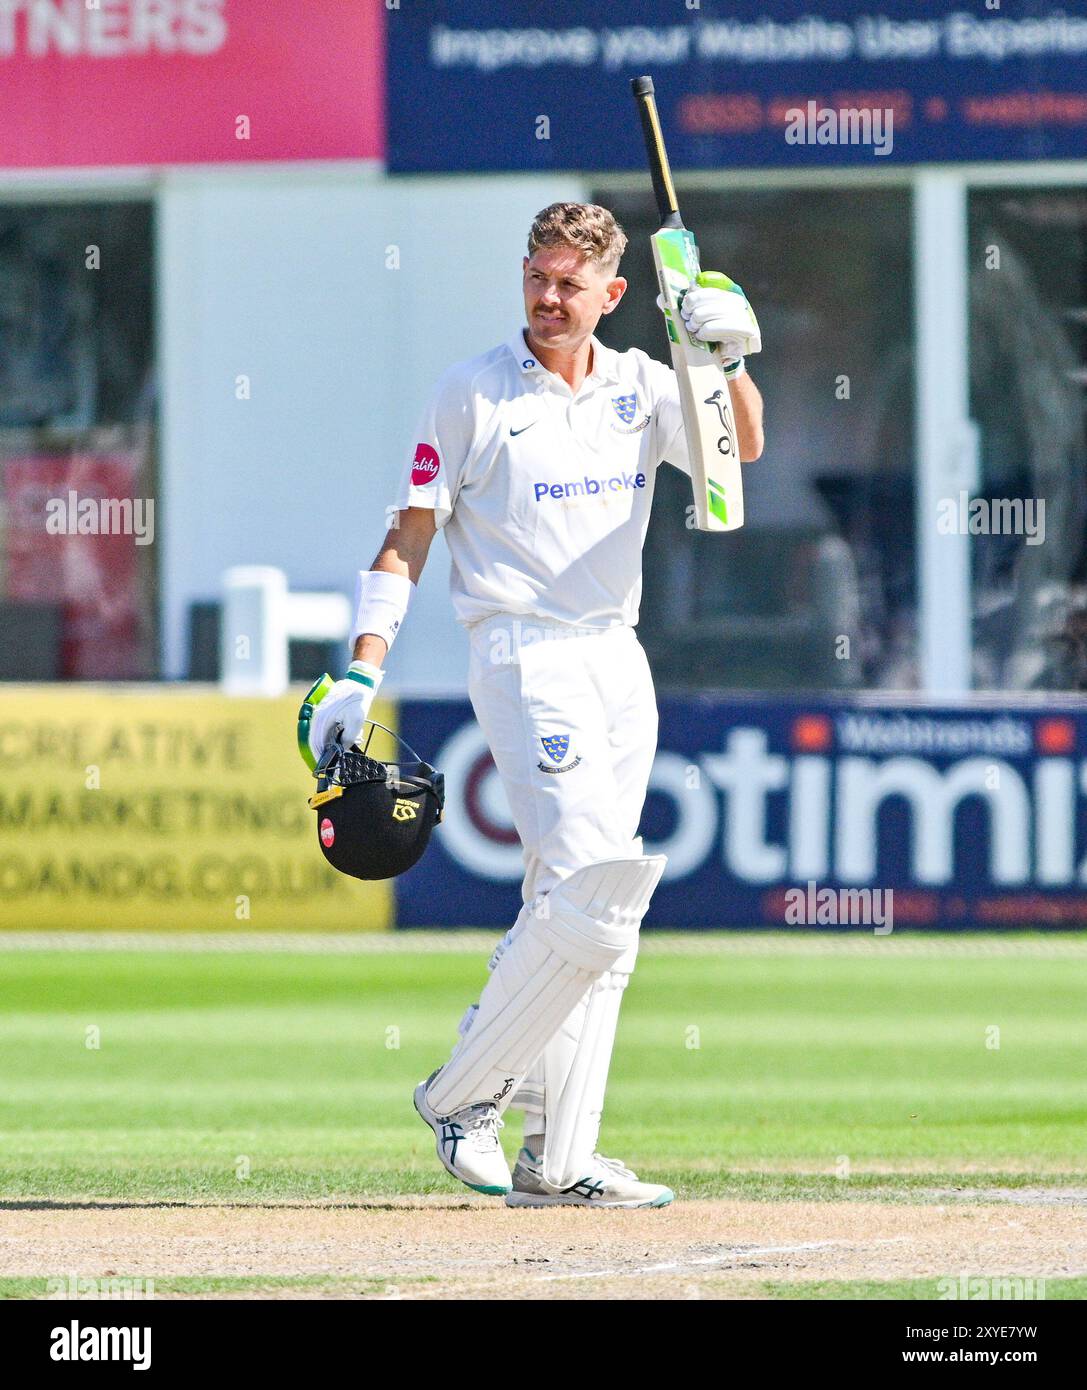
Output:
[297, 661, 384, 771]
[680, 272, 762, 362]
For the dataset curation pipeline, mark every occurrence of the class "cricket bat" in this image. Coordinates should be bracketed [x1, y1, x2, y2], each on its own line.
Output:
[631, 75, 744, 531]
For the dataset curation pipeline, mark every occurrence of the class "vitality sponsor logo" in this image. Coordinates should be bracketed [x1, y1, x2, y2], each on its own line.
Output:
[534, 471, 646, 502]
[411, 443, 440, 486]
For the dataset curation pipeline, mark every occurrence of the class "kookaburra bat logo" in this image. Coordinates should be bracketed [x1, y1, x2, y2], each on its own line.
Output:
[704, 389, 737, 457]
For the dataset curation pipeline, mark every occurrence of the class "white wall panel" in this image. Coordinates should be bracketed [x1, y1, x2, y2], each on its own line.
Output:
[157, 165, 582, 693]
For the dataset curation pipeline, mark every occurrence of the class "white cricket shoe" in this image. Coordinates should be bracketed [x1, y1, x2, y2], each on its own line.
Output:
[505, 1147, 674, 1208]
[413, 1070, 512, 1196]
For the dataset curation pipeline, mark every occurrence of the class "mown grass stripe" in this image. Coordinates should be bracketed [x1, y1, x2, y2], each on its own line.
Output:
[0, 932, 1084, 959]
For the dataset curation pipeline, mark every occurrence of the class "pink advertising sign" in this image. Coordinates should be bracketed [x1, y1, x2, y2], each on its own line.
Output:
[4, 452, 148, 678]
[0, 1, 384, 168]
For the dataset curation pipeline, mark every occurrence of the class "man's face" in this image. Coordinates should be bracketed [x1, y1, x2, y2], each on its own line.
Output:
[522, 246, 625, 352]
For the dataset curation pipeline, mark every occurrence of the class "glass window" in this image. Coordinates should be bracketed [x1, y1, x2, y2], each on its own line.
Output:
[596, 185, 914, 692]
[968, 187, 1087, 692]
[0, 201, 155, 680]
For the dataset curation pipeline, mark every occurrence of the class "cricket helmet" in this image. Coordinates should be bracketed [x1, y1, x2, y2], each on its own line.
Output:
[307, 721, 445, 881]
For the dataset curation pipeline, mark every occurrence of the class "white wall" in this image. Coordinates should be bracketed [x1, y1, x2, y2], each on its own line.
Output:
[157, 164, 582, 693]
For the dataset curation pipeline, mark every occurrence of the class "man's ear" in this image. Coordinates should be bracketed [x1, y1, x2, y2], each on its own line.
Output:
[601, 277, 628, 315]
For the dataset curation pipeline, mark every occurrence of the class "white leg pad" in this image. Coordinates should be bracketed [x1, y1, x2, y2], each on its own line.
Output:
[513, 930, 638, 1123]
[425, 854, 665, 1118]
[541, 963, 633, 1189]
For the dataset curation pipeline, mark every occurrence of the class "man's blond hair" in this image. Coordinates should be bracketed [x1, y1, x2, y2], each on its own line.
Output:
[527, 203, 628, 274]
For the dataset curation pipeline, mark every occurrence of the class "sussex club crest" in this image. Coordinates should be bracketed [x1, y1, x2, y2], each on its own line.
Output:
[612, 393, 637, 425]
[538, 733, 582, 775]
[610, 392, 650, 434]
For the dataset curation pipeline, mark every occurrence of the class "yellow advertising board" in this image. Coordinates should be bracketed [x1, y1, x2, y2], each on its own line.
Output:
[0, 686, 392, 931]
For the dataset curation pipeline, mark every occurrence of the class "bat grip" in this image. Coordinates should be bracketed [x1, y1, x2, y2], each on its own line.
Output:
[631, 76, 683, 229]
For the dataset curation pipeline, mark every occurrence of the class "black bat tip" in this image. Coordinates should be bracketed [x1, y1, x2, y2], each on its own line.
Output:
[631, 75, 654, 97]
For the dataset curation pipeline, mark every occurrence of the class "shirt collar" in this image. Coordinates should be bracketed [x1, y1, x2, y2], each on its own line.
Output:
[587, 335, 622, 384]
[507, 327, 546, 376]
[506, 328, 623, 387]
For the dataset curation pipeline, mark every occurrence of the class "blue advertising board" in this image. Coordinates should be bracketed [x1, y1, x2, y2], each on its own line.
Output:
[396, 694, 1087, 930]
[387, 0, 1087, 172]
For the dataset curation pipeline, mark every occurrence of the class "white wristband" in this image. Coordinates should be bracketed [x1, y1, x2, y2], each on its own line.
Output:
[346, 659, 384, 692]
[722, 355, 746, 380]
[351, 570, 414, 652]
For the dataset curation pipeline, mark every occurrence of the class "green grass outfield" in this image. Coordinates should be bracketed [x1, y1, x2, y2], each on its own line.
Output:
[1, 1275, 1085, 1301]
[0, 935, 1085, 1203]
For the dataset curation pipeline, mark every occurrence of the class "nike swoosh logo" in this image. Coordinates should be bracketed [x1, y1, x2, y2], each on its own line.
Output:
[510, 423, 537, 436]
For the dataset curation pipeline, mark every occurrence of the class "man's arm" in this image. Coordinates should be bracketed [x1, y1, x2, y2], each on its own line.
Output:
[653, 360, 764, 476]
[729, 369, 764, 463]
[352, 506, 438, 665]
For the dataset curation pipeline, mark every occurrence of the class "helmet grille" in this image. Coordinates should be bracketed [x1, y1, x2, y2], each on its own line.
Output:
[332, 750, 393, 787]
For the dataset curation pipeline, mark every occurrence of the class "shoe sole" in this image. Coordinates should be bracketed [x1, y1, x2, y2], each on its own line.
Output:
[412, 1083, 511, 1197]
[504, 1188, 675, 1209]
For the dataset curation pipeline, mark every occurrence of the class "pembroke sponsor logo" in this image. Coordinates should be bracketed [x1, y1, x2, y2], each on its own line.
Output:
[533, 471, 646, 502]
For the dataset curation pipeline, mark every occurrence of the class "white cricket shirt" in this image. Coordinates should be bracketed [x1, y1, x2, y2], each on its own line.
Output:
[394, 328, 692, 629]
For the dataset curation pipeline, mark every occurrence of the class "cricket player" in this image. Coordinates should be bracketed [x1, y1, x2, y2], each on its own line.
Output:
[306, 203, 763, 1207]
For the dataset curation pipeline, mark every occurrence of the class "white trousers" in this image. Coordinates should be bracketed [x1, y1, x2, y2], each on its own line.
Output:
[467, 616, 659, 902]
[465, 615, 659, 1155]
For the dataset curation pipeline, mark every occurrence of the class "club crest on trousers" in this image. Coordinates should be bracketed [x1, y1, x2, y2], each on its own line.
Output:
[538, 733, 582, 775]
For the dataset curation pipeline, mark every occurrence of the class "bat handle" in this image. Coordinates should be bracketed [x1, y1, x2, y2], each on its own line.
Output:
[631, 75, 683, 230]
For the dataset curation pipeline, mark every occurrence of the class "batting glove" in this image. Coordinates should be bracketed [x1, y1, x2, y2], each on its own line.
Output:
[681, 271, 762, 367]
[297, 660, 384, 771]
